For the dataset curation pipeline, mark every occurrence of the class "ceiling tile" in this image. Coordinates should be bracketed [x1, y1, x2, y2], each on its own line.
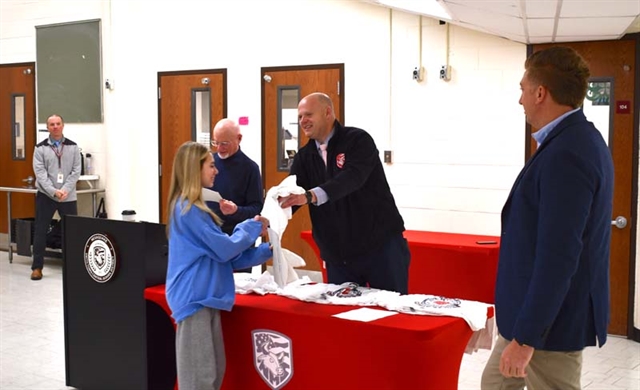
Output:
[446, 0, 521, 17]
[528, 36, 556, 44]
[524, 0, 559, 18]
[560, 0, 640, 18]
[553, 34, 623, 42]
[366, 0, 640, 43]
[556, 16, 636, 36]
[447, 4, 525, 37]
[527, 18, 556, 37]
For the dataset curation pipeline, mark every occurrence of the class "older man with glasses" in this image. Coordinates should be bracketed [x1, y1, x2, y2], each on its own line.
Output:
[206, 118, 264, 273]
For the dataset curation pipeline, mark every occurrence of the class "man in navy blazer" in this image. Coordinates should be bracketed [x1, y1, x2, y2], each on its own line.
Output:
[482, 47, 614, 390]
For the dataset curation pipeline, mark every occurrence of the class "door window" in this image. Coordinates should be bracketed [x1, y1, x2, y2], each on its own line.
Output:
[277, 86, 300, 171]
[192, 88, 211, 147]
[583, 80, 612, 147]
[12, 94, 26, 160]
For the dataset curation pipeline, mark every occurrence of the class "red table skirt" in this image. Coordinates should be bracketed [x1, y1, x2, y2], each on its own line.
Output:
[145, 285, 493, 390]
[301, 230, 500, 303]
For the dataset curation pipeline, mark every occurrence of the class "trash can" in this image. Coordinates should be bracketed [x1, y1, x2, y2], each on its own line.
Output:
[14, 218, 35, 256]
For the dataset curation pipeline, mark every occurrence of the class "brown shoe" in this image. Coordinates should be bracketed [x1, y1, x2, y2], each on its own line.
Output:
[30, 268, 43, 280]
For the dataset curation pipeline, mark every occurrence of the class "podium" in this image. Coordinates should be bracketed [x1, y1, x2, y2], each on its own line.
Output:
[62, 215, 176, 390]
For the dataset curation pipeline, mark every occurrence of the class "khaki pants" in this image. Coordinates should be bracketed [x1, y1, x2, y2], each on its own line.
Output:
[481, 334, 582, 390]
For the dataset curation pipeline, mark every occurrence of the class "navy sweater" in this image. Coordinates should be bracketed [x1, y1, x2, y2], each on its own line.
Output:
[205, 149, 263, 235]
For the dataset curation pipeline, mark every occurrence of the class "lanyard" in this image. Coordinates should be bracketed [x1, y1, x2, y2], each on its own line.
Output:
[50, 143, 64, 169]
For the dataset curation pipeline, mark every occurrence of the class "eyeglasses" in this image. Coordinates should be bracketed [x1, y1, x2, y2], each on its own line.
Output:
[211, 140, 231, 147]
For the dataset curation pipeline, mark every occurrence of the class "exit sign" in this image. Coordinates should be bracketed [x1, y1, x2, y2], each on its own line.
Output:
[616, 101, 630, 114]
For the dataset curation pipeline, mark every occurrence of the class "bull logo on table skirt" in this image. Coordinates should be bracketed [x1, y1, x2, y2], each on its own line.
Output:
[252, 329, 293, 390]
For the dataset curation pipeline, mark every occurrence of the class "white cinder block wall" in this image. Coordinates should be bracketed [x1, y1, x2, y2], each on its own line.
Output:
[387, 12, 524, 234]
[0, 0, 524, 231]
[1, 0, 638, 327]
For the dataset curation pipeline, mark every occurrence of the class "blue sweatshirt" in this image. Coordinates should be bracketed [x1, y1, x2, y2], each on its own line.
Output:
[166, 199, 272, 323]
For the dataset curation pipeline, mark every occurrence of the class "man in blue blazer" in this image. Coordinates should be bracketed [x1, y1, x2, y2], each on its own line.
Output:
[482, 46, 614, 390]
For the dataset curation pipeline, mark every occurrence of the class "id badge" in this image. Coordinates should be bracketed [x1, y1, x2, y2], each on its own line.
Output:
[57, 173, 64, 184]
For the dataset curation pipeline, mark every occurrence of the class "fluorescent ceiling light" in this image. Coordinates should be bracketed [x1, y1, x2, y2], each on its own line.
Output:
[377, 0, 452, 20]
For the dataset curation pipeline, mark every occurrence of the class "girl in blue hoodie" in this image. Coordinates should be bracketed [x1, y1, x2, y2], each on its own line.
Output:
[165, 141, 272, 390]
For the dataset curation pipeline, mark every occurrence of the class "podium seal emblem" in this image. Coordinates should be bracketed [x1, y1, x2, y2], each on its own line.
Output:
[84, 233, 117, 283]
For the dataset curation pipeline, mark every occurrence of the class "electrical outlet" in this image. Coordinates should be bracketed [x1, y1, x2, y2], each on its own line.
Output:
[384, 150, 393, 163]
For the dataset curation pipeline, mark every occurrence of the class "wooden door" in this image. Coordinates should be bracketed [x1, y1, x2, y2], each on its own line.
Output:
[0, 63, 36, 234]
[262, 65, 344, 271]
[529, 40, 636, 336]
[158, 70, 226, 223]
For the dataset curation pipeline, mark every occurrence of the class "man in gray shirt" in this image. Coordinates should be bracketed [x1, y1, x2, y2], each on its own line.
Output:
[31, 114, 81, 280]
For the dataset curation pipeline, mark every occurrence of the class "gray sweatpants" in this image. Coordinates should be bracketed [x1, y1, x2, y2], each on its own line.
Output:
[176, 307, 226, 390]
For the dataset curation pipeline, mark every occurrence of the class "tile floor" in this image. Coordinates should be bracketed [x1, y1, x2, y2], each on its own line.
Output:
[0, 248, 639, 390]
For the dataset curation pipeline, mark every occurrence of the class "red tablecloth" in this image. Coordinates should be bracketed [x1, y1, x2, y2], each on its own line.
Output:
[300, 230, 500, 303]
[144, 285, 494, 390]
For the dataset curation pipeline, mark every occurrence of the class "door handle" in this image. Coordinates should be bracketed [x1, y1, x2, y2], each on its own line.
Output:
[22, 176, 35, 187]
[611, 216, 627, 229]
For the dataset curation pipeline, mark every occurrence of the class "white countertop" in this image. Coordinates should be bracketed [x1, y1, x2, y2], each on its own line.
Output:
[79, 175, 99, 181]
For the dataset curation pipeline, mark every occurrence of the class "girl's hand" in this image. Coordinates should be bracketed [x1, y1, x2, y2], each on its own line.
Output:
[253, 215, 270, 236]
